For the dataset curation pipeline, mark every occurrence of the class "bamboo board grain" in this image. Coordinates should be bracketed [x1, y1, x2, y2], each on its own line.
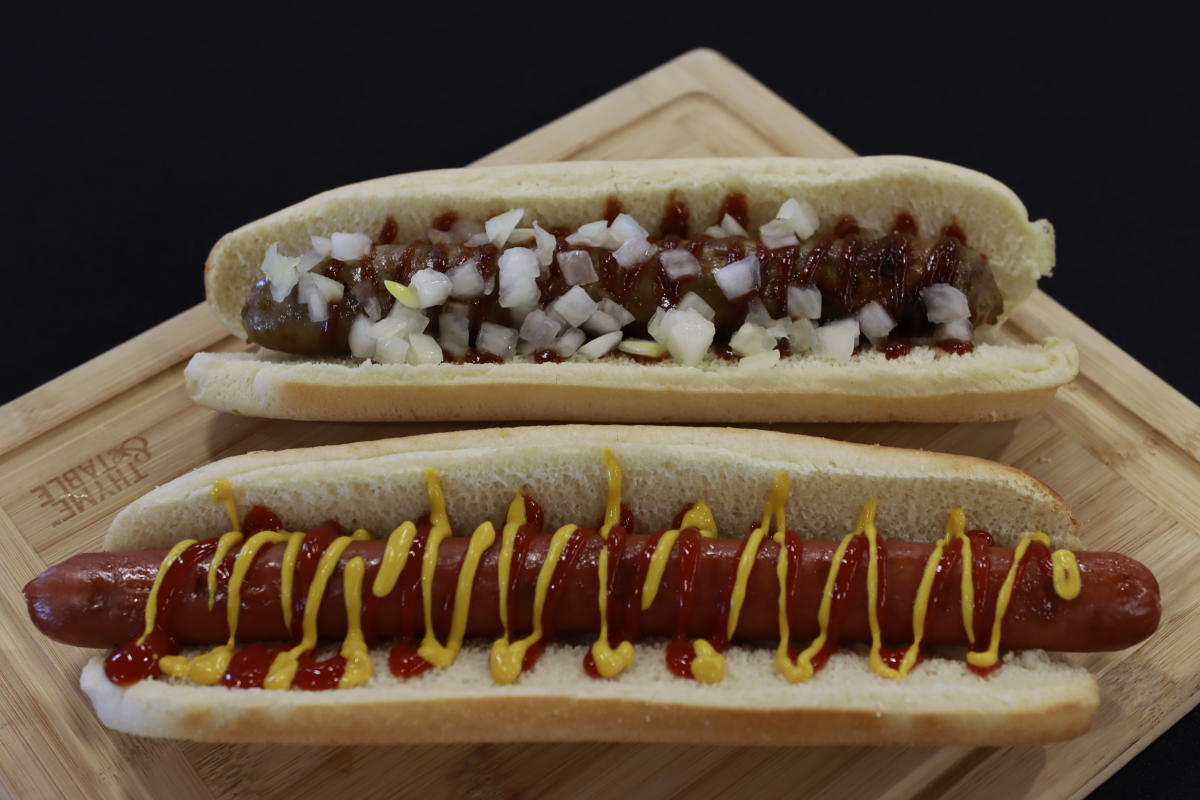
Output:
[1, 48, 1198, 799]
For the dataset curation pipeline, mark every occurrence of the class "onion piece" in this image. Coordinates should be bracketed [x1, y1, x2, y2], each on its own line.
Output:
[583, 310, 621, 335]
[331, 232, 372, 261]
[813, 318, 860, 360]
[566, 220, 615, 248]
[775, 198, 819, 239]
[297, 274, 328, 322]
[408, 269, 452, 308]
[446, 259, 486, 298]
[438, 311, 470, 359]
[787, 318, 817, 353]
[677, 291, 716, 320]
[406, 333, 444, 365]
[613, 237, 657, 268]
[660, 248, 701, 279]
[721, 214, 749, 237]
[368, 306, 428, 340]
[485, 209, 525, 248]
[508, 228, 535, 243]
[619, 339, 666, 358]
[555, 327, 586, 357]
[738, 350, 780, 370]
[532, 222, 557, 268]
[664, 309, 715, 366]
[451, 217, 485, 242]
[498, 248, 541, 308]
[557, 249, 598, 285]
[921, 284, 971, 323]
[477, 322, 517, 360]
[464, 232, 491, 247]
[550, 286, 598, 327]
[374, 336, 411, 364]
[744, 298, 787, 338]
[759, 220, 800, 249]
[311, 235, 332, 256]
[730, 322, 776, 356]
[348, 315, 376, 360]
[713, 255, 761, 300]
[608, 213, 649, 244]
[577, 331, 622, 360]
[296, 248, 325, 274]
[857, 301, 896, 345]
[787, 286, 822, 320]
[596, 298, 634, 327]
[362, 295, 382, 321]
[519, 309, 563, 346]
[261, 243, 301, 303]
[935, 318, 974, 343]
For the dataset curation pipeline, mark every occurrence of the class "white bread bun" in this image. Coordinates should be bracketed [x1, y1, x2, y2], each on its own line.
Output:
[106, 425, 1079, 551]
[190, 157, 1075, 423]
[89, 426, 1096, 745]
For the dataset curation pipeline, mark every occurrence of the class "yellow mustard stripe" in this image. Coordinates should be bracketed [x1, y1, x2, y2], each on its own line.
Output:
[279, 531, 306, 632]
[206, 531, 244, 610]
[210, 478, 239, 532]
[641, 529, 681, 610]
[372, 521, 418, 598]
[497, 493, 527, 637]
[680, 500, 717, 538]
[726, 473, 788, 641]
[490, 524, 578, 684]
[590, 449, 635, 678]
[339, 557, 372, 688]
[418, 522, 497, 668]
[138, 539, 196, 645]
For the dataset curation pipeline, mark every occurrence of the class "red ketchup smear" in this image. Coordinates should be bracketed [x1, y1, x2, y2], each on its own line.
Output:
[104, 538, 219, 686]
[222, 643, 284, 689]
[937, 339, 975, 355]
[582, 525, 629, 678]
[241, 505, 282, 535]
[521, 528, 591, 673]
[619, 530, 663, 645]
[880, 339, 914, 360]
[781, 531, 804, 662]
[389, 525, 434, 679]
[378, 216, 399, 244]
[290, 522, 346, 642]
[665, 528, 704, 679]
[661, 194, 689, 238]
[293, 650, 347, 690]
[873, 538, 910, 670]
[808, 536, 868, 673]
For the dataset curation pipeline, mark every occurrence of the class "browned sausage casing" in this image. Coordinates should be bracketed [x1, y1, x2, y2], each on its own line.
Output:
[25, 532, 1159, 652]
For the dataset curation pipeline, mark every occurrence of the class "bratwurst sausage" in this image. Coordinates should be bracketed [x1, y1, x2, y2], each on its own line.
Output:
[240, 214, 1004, 356]
[25, 526, 1159, 652]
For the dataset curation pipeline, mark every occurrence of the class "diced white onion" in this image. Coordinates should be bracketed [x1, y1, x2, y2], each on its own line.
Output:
[935, 318, 974, 343]
[309, 273, 344, 303]
[409, 269, 452, 308]
[311, 235, 332, 256]
[261, 243, 301, 303]
[619, 339, 666, 358]
[787, 318, 817, 353]
[532, 222, 557, 268]
[507, 300, 539, 326]
[465, 232, 491, 247]
[406, 333, 444, 365]
[759, 219, 800, 249]
[566, 220, 616, 248]
[451, 217, 485, 242]
[582, 310, 621, 335]
[297, 275, 328, 322]
[738, 350, 780, 370]
[296, 249, 325, 274]
[374, 336, 410, 364]
[498, 247, 541, 308]
[613, 237, 657, 268]
[508, 228, 535, 243]
[485, 209, 525, 248]
[596, 298, 634, 327]
[438, 311, 470, 359]
[787, 285, 822, 320]
[609, 213, 649, 244]
[713, 255, 761, 300]
[922, 284, 971, 323]
[550, 286, 598, 327]
[775, 198, 819, 240]
[446, 260, 486, 298]
[477, 322, 518, 360]
[857, 301, 896, 345]
[721, 213, 749, 237]
[660, 248, 701, 279]
[499, 279, 539, 309]
[557, 250, 598, 285]
[363, 295, 382, 321]
[677, 291, 716, 320]
[348, 315, 376, 360]
[730, 322, 776, 357]
[519, 309, 563, 347]
[813, 318, 860, 360]
[331, 232, 372, 261]
[647, 308, 669, 343]
[664, 309, 716, 366]
[744, 298, 787, 338]
[368, 306, 428, 339]
[577, 331, 622, 360]
[555, 327, 586, 357]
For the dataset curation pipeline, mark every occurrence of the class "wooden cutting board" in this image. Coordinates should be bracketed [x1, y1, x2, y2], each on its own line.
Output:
[2, 48, 1197, 799]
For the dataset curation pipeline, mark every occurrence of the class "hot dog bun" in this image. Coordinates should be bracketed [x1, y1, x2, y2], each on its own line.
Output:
[86, 426, 1099, 745]
[188, 157, 1078, 423]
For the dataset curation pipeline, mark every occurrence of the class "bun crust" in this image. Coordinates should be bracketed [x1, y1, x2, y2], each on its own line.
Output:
[192, 157, 1072, 423]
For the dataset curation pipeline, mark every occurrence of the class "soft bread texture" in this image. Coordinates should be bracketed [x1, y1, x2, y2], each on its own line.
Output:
[184, 337, 1078, 423]
[92, 426, 1092, 745]
[205, 157, 1053, 338]
[192, 157, 1073, 423]
[106, 426, 1080, 552]
[80, 645, 1098, 745]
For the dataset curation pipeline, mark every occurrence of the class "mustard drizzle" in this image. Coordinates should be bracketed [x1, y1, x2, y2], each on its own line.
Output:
[143, 455, 1085, 691]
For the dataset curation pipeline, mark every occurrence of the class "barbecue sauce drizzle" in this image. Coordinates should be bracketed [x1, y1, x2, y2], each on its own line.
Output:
[107, 456, 1081, 691]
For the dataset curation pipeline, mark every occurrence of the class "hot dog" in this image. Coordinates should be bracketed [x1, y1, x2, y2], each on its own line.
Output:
[27, 427, 1157, 745]
[187, 157, 1078, 423]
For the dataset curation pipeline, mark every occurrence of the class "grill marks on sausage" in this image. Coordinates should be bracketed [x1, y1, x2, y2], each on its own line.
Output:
[240, 195, 1001, 357]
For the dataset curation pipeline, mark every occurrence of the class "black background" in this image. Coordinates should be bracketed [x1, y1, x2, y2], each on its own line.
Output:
[4, 7, 1196, 795]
